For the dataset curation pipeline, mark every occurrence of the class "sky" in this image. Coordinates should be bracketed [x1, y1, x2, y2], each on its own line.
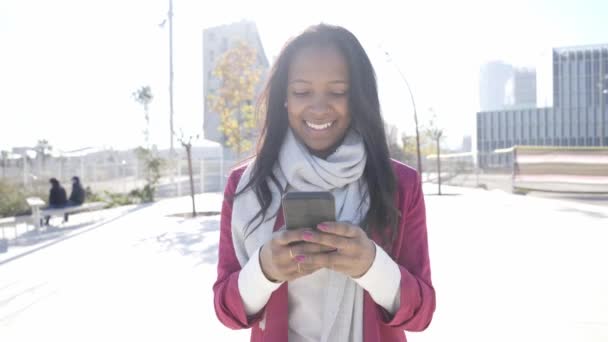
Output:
[1, 0, 608, 153]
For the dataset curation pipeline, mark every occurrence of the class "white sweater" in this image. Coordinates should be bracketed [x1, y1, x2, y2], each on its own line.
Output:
[238, 243, 401, 341]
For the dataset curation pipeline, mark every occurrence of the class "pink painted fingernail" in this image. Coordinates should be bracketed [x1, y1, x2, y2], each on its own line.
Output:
[317, 223, 329, 231]
[302, 231, 314, 240]
[295, 255, 306, 262]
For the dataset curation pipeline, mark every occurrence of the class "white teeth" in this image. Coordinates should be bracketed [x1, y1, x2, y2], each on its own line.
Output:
[305, 121, 333, 130]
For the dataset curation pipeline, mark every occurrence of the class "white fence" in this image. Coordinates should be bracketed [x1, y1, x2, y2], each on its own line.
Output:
[0, 148, 240, 198]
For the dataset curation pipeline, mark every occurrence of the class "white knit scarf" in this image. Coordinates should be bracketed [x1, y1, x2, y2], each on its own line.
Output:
[231, 128, 369, 341]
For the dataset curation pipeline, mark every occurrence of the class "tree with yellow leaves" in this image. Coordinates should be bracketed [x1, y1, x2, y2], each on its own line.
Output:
[208, 40, 262, 158]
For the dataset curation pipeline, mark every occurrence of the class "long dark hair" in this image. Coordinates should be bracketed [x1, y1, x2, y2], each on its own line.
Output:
[238, 24, 399, 245]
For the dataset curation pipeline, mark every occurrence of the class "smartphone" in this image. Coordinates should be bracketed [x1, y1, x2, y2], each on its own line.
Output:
[282, 191, 336, 230]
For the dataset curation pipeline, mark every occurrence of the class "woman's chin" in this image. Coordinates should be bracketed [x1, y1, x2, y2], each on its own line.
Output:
[306, 144, 336, 159]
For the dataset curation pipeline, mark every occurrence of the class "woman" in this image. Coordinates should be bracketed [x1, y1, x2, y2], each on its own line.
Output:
[44, 178, 67, 225]
[213, 24, 435, 341]
[64, 176, 86, 222]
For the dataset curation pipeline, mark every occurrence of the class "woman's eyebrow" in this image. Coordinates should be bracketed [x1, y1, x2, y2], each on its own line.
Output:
[289, 79, 312, 84]
[289, 80, 349, 84]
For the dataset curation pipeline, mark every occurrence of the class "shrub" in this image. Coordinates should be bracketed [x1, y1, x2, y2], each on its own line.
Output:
[0, 180, 46, 217]
[0, 180, 28, 217]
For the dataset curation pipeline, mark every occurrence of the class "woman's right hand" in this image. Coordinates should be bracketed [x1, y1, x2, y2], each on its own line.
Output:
[259, 228, 333, 282]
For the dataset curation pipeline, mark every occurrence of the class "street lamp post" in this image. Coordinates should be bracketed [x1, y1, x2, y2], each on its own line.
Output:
[600, 72, 608, 147]
[159, 0, 177, 194]
[427, 108, 444, 195]
[168, 0, 175, 156]
[384, 51, 423, 174]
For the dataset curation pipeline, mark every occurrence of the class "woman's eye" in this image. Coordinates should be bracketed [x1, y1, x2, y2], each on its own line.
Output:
[331, 91, 347, 97]
[292, 91, 310, 97]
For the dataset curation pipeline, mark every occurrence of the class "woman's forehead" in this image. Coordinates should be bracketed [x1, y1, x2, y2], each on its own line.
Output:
[288, 45, 349, 82]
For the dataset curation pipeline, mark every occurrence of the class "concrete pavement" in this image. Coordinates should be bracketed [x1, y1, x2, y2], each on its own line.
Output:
[0, 188, 607, 341]
[410, 184, 608, 342]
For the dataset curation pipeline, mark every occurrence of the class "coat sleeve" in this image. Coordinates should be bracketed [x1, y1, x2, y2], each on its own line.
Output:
[379, 170, 436, 331]
[212, 169, 265, 329]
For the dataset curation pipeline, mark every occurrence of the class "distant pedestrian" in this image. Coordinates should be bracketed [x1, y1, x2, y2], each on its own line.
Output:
[64, 176, 86, 222]
[68, 176, 86, 205]
[44, 178, 67, 225]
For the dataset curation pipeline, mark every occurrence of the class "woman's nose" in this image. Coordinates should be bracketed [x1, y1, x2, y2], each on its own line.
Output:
[309, 96, 330, 115]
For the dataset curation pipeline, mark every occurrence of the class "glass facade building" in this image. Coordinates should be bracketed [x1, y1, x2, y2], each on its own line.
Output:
[477, 44, 608, 168]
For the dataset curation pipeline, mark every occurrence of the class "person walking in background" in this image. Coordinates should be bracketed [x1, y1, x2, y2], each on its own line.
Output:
[44, 178, 67, 225]
[64, 176, 86, 222]
[213, 24, 435, 341]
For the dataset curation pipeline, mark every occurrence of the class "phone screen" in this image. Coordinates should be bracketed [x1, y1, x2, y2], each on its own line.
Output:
[282, 191, 336, 230]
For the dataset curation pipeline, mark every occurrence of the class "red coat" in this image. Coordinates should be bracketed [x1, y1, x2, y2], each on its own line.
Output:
[213, 159, 435, 341]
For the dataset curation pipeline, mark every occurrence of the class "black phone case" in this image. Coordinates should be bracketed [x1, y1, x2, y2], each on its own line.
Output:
[282, 191, 336, 230]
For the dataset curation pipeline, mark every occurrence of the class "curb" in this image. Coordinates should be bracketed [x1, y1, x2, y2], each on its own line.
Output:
[0, 205, 146, 266]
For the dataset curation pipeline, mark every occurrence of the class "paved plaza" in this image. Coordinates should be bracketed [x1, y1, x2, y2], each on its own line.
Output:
[1, 186, 607, 341]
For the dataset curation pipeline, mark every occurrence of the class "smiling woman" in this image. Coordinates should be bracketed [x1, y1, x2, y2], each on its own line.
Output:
[286, 44, 351, 158]
[213, 24, 435, 342]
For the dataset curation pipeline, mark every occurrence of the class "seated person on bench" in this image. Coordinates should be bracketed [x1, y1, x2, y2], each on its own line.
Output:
[64, 176, 86, 222]
[44, 178, 67, 225]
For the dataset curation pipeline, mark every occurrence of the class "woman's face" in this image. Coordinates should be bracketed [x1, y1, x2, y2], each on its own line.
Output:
[286, 44, 351, 158]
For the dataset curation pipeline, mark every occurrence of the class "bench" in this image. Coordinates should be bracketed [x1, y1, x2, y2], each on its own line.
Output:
[27, 197, 107, 230]
[511, 146, 608, 194]
[0, 216, 32, 243]
[41, 202, 107, 219]
[0, 218, 10, 252]
[0, 217, 16, 241]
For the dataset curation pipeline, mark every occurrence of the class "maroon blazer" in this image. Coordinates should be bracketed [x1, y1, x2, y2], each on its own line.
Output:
[213, 159, 435, 341]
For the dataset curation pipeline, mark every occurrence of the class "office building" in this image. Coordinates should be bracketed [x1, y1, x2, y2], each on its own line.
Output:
[479, 61, 513, 111]
[477, 44, 608, 168]
[203, 21, 269, 144]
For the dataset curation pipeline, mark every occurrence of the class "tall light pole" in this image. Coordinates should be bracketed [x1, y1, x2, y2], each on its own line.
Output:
[168, 0, 175, 155]
[599, 70, 608, 146]
[427, 108, 444, 195]
[384, 50, 423, 174]
[159, 0, 177, 194]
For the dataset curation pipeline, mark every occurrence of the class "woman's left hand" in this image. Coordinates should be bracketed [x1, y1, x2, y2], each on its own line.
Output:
[298, 222, 376, 278]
